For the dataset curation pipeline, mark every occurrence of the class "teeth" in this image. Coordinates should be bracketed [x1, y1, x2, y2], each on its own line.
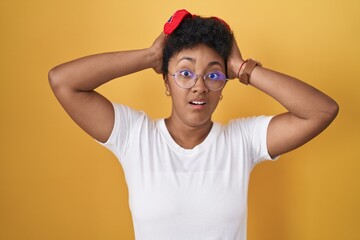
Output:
[191, 101, 206, 105]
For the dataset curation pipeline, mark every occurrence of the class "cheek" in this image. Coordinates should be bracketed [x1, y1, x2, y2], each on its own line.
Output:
[210, 91, 222, 101]
[168, 85, 186, 102]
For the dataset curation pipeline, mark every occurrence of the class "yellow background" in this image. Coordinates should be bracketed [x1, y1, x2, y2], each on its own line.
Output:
[1, 0, 359, 239]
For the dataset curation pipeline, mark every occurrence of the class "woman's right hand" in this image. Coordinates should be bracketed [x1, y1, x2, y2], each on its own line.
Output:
[150, 32, 166, 74]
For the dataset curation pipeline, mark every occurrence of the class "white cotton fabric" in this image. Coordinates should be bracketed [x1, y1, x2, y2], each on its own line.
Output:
[99, 103, 277, 240]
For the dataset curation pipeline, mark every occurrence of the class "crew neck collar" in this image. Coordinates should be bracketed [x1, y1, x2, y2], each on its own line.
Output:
[156, 119, 220, 156]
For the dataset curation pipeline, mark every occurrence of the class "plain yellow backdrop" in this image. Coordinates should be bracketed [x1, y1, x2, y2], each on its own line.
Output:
[1, 0, 359, 239]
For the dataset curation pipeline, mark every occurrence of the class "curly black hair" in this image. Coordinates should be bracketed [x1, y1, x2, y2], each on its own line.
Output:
[162, 15, 234, 77]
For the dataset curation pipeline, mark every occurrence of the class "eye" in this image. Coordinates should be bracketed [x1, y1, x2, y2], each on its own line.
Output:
[207, 71, 226, 80]
[179, 70, 194, 78]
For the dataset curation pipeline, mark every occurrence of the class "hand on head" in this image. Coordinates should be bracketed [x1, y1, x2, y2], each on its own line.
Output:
[150, 32, 166, 74]
[226, 39, 244, 79]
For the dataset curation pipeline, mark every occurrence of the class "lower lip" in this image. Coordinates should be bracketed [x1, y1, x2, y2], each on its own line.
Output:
[190, 103, 207, 110]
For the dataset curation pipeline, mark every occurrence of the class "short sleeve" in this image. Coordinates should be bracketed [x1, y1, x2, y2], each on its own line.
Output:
[249, 116, 279, 165]
[97, 103, 145, 163]
[229, 116, 279, 169]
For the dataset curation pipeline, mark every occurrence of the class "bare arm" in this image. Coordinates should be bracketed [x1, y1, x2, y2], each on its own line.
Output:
[48, 33, 166, 143]
[227, 41, 339, 158]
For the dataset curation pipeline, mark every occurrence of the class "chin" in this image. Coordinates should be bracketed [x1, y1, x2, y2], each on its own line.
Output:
[185, 116, 213, 128]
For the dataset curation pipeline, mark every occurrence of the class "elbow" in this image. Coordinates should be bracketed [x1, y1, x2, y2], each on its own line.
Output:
[328, 99, 339, 119]
[48, 66, 67, 92]
[321, 98, 339, 125]
[48, 66, 60, 91]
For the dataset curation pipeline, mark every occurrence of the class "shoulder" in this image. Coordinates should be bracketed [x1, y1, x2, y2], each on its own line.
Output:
[217, 116, 274, 147]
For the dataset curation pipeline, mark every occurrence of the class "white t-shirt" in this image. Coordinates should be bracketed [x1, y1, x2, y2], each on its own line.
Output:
[100, 103, 277, 240]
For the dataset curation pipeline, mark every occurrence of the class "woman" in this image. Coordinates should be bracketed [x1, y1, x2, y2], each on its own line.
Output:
[49, 9, 338, 240]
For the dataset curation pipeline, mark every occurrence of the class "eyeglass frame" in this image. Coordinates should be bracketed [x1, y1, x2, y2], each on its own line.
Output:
[168, 70, 228, 91]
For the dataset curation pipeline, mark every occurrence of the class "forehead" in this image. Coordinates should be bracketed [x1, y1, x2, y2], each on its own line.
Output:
[170, 44, 225, 67]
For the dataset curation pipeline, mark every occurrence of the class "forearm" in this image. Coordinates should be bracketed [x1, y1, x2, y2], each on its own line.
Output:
[48, 48, 158, 92]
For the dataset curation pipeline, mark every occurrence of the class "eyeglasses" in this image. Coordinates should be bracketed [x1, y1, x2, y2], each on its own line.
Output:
[169, 70, 227, 91]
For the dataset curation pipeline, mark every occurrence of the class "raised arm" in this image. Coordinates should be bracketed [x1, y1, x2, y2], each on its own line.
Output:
[48, 33, 166, 143]
[227, 40, 339, 158]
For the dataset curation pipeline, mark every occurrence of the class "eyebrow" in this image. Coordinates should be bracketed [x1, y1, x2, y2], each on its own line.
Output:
[177, 57, 223, 68]
[177, 57, 195, 64]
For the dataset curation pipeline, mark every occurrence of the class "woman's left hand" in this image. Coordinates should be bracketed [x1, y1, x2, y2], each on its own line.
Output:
[226, 39, 244, 79]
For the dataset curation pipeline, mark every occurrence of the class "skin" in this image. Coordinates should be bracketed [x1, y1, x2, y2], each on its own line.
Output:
[48, 32, 339, 158]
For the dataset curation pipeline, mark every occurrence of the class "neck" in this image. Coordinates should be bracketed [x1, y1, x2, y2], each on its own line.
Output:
[164, 118, 213, 149]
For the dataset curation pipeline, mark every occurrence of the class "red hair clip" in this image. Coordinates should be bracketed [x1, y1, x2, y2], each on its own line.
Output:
[164, 9, 192, 35]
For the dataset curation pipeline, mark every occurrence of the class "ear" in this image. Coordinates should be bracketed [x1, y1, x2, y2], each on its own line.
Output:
[164, 76, 170, 91]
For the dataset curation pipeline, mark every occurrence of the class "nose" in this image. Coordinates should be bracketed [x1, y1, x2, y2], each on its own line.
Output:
[191, 75, 209, 93]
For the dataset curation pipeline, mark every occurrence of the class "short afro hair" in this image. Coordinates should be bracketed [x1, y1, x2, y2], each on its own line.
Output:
[162, 15, 234, 77]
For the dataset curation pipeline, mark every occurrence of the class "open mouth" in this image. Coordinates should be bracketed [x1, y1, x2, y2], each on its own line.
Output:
[189, 100, 206, 105]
